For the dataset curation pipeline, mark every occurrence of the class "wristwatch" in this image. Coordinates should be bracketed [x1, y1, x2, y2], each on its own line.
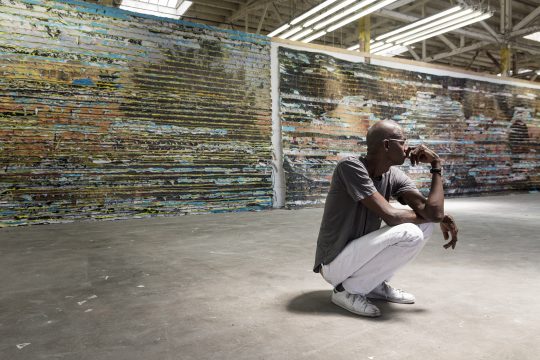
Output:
[430, 167, 442, 174]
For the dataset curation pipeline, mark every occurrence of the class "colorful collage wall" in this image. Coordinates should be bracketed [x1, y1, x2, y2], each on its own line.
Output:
[279, 48, 540, 207]
[0, 0, 272, 226]
[0, 0, 539, 226]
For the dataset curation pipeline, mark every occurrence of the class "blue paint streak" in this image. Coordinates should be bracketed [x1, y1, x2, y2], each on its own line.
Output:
[72, 78, 95, 86]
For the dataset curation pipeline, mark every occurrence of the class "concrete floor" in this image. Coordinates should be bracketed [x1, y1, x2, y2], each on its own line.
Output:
[0, 193, 539, 360]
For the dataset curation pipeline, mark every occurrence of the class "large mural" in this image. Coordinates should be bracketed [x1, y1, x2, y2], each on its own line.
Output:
[279, 48, 540, 207]
[0, 0, 272, 226]
[0, 0, 538, 227]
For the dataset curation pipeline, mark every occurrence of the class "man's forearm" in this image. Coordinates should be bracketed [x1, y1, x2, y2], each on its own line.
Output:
[423, 159, 444, 222]
[386, 208, 430, 226]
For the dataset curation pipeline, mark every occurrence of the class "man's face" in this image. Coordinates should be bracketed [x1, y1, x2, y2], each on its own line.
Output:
[385, 129, 408, 165]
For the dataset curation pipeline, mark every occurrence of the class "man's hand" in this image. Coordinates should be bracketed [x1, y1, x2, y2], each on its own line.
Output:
[407, 144, 440, 166]
[440, 214, 458, 249]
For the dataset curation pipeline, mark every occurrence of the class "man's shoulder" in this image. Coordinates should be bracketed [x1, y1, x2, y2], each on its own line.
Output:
[337, 156, 366, 168]
[335, 156, 370, 180]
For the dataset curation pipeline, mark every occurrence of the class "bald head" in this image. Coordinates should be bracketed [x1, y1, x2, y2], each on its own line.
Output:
[366, 120, 403, 154]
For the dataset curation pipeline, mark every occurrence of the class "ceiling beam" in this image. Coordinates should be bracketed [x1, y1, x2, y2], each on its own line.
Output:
[466, 50, 480, 70]
[512, 42, 540, 55]
[512, 6, 540, 31]
[194, 0, 238, 12]
[227, 0, 280, 22]
[480, 21, 501, 42]
[256, 3, 270, 34]
[510, 25, 540, 39]
[407, 46, 420, 60]
[423, 41, 491, 62]
[430, 56, 498, 71]
[438, 35, 456, 50]
[485, 50, 501, 69]
[271, 2, 284, 23]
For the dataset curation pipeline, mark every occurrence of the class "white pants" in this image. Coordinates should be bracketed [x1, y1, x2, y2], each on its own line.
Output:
[321, 223, 434, 295]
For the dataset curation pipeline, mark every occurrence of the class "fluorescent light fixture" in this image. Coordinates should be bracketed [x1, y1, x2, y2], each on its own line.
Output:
[392, 10, 481, 44]
[268, 0, 338, 37]
[370, 42, 394, 53]
[327, 0, 399, 32]
[119, 5, 179, 18]
[290, 0, 339, 25]
[302, 31, 327, 43]
[373, 45, 408, 56]
[269, 0, 404, 43]
[348, 41, 381, 52]
[369, 41, 384, 48]
[314, 0, 379, 30]
[290, 28, 314, 41]
[304, 0, 357, 28]
[524, 31, 540, 42]
[280, 26, 303, 39]
[268, 24, 291, 37]
[356, 7, 492, 53]
[177, 0, 191, 15]
[376, 6, 462, 41]
[119, 0, 191, 18]
[385, 8, 475, 43]
[402, 12, 492, 46]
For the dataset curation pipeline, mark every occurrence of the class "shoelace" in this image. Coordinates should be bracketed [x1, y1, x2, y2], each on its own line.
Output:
[384, 283, 405, 298]
[352, 294, 370, 310]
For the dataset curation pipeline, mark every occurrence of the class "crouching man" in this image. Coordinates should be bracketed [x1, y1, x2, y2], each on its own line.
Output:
[314, 120, 458, 317]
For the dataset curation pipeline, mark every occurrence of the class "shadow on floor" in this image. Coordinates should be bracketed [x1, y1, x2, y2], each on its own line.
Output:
[286, 290, 429, 321]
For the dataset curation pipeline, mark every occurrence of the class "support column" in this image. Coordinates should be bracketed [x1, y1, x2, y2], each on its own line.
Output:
[500, 0, 512, 76]
[500, 46, 511, 75]
[421, 5, 426, 59]
[358, 15, 371, 64]
[270, 43, 285, 208]
[358, 16, 371, 55]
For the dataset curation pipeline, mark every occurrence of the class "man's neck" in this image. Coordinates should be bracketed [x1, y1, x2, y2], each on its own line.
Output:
[365, 154, 391, 179]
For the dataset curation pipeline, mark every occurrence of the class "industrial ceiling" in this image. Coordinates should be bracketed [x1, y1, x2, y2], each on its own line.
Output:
[178, 0, 540, 81]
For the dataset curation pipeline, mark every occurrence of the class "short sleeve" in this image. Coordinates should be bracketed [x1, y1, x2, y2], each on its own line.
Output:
[336, 159, 377, 201]
[390, 167, 418, 199]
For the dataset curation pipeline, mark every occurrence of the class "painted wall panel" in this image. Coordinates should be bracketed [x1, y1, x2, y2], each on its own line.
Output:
[278, 48, 540, 207]
[0, 0, 272, 226]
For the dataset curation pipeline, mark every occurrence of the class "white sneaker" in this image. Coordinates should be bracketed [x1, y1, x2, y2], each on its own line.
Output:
[331, 289, 381, 317]
[367, 282, 415, 304]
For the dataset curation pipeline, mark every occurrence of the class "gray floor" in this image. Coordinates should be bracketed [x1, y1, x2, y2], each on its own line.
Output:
[1, 193, 539, 360]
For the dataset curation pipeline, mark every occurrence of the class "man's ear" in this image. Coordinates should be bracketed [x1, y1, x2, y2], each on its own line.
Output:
[383, 139, 389, 151]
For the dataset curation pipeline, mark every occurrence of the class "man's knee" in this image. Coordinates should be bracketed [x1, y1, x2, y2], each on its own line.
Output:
[393, 223, 425, 245]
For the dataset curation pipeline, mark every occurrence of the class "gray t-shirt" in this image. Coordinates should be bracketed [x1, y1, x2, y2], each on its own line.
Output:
[313, 156, 417, 272]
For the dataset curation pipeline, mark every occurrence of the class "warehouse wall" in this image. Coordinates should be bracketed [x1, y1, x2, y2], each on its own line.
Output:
[0, 0, 272, 226]
[1, 0, 539, 226]
[278, 47, 540, 207]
